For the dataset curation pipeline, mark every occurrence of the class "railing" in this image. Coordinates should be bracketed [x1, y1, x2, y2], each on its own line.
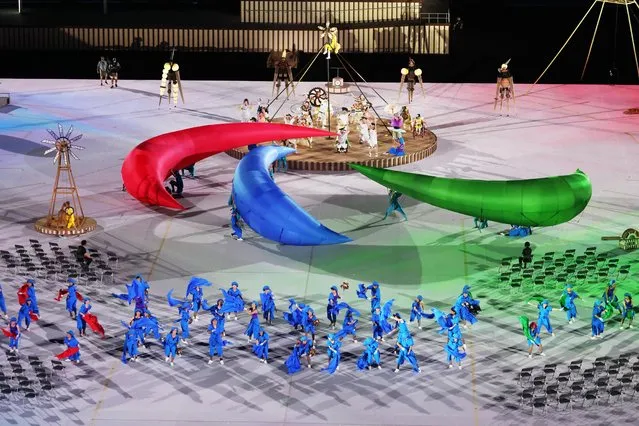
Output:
[240, 1, 422, 24]
[420, 12, 450, 24]
[0, 25, 450, 54]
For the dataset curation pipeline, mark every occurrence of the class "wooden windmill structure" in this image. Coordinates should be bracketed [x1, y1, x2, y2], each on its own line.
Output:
[35, 124, 97, 236]
[267, 48, 299, 98]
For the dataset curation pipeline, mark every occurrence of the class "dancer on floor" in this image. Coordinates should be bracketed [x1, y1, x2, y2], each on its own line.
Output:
[537, 299, 554, 336]
[620, 293, 634, 329]
[385, 128, 406, 157]
[0, 283, 6, 319]
[121, 328, 139, 364]
[357, 337, 382, 370]
[253, 327, 269, 363]
[285, 335, 313, 373]
[208, 317, 225, 365]
[382, 190, 407, 221]
[327, 285, 341, 329]
[455, 285, 479, 328]
[57, 330, 81, 363]
[3, 317, 20, 353]
[302, 306, 318, 346]
[164, 327, 180, 366]
[602, 280, 623, 316]
[77, 298, 92, 337]
[54, 278, 82, 319]
[336, 305, 360, 343]
[203, 299, 227, 336]
[371, 306, 385, 341]
[260, 286, 276, 326]
[231, 205, 244, 241]
[393, 314, 420, 373]
[323, 334, 342, 374]
[357, 281, 382, 312]
[591, 300, 606, 339]
[283, 300, 305, 331]
[17, 298, 36, 331]
[186, 277, 212, 321]
[519, 316, 544, 358]
[221, 282, 244, 320]
[176, 303, 192, 344]
[561, 284, 580, 324]
[18, 279, 39, 317]
[445, 328, 466, 369]
[245, 302, 261, 342]
[410, 295, 426, 329]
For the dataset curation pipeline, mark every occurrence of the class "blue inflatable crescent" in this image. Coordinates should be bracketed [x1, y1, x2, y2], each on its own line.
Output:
[232, 146, 351, 246]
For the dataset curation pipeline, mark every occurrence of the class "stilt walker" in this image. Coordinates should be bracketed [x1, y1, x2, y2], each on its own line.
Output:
[494, 60, 515, 116]
[398, 58, 425, 104]
[159, 48, 185, 108]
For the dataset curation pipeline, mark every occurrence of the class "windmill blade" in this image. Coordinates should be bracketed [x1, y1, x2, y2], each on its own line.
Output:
[71, 144, 85, 150]
[65, 125, 74, 138]
[47, 129, 58, 140]
[70, 134, 83, 142]
[70, 151, 80, 161]
[43, 147, 57, 155]
[40, 139, 56, 145]
[505, 58, 511, 65]
[57, 123, 64, 137]
[53, 152, 60, 164]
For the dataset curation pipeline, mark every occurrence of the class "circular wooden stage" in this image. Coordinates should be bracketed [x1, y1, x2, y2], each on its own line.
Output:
[35, 217, 97, 236]
[225, 118, 437, 172]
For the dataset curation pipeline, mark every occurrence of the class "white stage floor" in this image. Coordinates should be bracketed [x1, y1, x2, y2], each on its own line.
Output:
[0, 79, 638, 426]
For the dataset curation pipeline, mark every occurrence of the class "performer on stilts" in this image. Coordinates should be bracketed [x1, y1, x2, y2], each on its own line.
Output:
[57, 330, 81, 363]
[335, 305, 360, 343]
[494, 62, 515, 116]
[602, 280, 623, 316]
[0, 283, 7, 319]
[221, 281, 244, 321]
[17, 298, 36, 331]
[302, 306, 319, 346]
[445, 328, 466, 369]
[392, 314, 420, 373]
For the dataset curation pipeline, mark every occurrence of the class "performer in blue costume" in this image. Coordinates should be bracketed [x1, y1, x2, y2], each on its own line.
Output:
[386, 128, 405, 156]
[409, 295, 433, 329]
[260, 286, 276, 325]
[357, 337, 382, 370]
[245, 302, 261, 342]
[283, 300, 305, 330]
[112, 275, 150, 305]
[164, 327, 180, 366]
[620, 293, 634, 329]
[121, 328, 139, 364]
[252, 327, 269, 363]
[591, 300, 606, 339]
[474, 217, 488, 231]
[507, 225, 532, 237]
[519, 316, 544, 358]
[142, 310, 162, 340]
[203, 299, 227, 335]
[176, 304, 192, 344]
[336, 305, 360, 343]
[382, 190, 407, 221]
[371, 306, 384, 341]
[357, 281, 382, 312]
[380, 299, 396, 334]
[231, 206, 244, 241]
[186, 277, 212, 321]
[17, 298, 35, 330]
[77, 298, 92, 337]
[208, 317, 226, 365]
[327, 285, 341, 329]
[322, 334, 342, 374]
[285, 336, 312, 373]
[455, 285, 480, 328]
[128, 309, 147, 347]
[221, 282, 244, 320]
[64, 330, 81, 363]
[5, 317, 20, 353]
[392, 314, 420, 373]
[560, 284, 580, 323]
[65, 279, 79, 319]
[0, 283, 7, 319]
[445, 329, 466, 369]
[602, 280, 623, 316]
[25, 279, 39, 315]
[537, 299, 554, 336]
[302, 306, 318, 345]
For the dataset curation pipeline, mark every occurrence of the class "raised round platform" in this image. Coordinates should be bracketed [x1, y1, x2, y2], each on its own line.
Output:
[35, 217, 97, 236]
[226, 118, 437, 172]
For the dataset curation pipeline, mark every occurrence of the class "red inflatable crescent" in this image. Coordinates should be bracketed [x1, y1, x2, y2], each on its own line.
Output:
[121, 123, 334, 210]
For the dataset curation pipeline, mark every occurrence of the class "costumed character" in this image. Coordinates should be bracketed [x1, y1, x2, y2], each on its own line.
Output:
[400, 106, 412, 131]
[18, 279, 39, 316]
[253, 327, 269, 363]
[412, 114, 425, 137]
[202, 298, 227, 335]
[383, 190, 407, 221]
[537, 299, 554, 335]
[358, 117, 370, 145]
[186, 276, 212, 321]
[17, 298, 36, 331]
[560, 284, 579, 323]
[367, 122, 378, 158]
[393, 314, 420, 373]
[409, 295, 433, 329]
[602, 280, 623, 316]
[507, 225, 532, 237]
[77, 298, 92, 337]
[268, 49, 297, 98]
[121, 328, 139, 364]
[285, 336, 313, 373]
[283, 299, 305, 330]
[327, 285, 341, 329]
[54, 278, 83, 319]
[56, 330, 81, 363]
[260, 286, 276, 325]
[163, 327, 180, 366]
[245, 302, 261, 342]
[455, 285, 480, 327]
[302, 306, 319, 345]
[386, 128, 406, 157]
[208, 318, 226, 365]
[335, 126, 349, 153]
[519, 316, 544, 358]
[221, 282, 244, 320]
[445, 328, 466, 369]
[55, 201, 70, 227]
[159, 60, 184, 107]
[274, 140, 289, 172]
[322, 334, 342, 374]
[474, 217, 488, 231]
[591, 300, 606, 339]
[97, 56, 108, 86]
[494, 62, 515, 115]
[620, 293, 634, 329]
[2, 317, 20, 352]
[108, 57, 121, 88]
[357, 337, 382, 370]
[231, 206, 244, 241]
[357, 281, 382, 312]
[398, 58, 424, 104]
[371, 306, 384, 341]
[240, 99, 252, 122]
[0, 283, 7, 319]
[335, 305, 360, 342]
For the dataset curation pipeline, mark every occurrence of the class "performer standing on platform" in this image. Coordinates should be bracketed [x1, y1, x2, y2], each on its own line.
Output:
[367, 122, 378, 158]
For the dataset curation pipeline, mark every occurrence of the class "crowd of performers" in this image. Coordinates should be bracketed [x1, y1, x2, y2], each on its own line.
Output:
[1, 272, 632, 372]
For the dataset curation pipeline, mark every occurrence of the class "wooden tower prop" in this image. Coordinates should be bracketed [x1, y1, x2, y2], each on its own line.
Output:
[34, 124, 97, 236]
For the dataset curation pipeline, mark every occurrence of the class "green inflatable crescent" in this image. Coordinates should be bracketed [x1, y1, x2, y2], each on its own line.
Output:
[350, 164, 592, 227]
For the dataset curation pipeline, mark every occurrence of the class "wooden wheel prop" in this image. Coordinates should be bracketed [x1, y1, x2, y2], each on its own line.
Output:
[601, 227, 639, 251]
[307, 87, 328, 107]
